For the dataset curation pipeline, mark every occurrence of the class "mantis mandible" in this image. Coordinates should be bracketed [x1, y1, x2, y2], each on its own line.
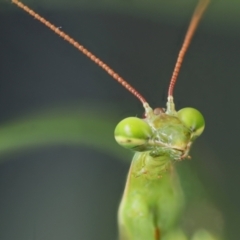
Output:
[11, 0, 216, 239]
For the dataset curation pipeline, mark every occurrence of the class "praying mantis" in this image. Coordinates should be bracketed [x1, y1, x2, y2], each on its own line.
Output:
[10, 0, 224, 239]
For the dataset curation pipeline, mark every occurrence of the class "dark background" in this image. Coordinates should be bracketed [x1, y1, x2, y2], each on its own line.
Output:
[0, 0, 239, 239]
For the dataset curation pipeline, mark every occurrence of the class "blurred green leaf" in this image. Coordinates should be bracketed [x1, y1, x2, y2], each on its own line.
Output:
[0, 103, 131, 161]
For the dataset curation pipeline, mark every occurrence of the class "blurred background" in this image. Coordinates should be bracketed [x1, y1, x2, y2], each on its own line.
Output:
[0, 0, 239, 239]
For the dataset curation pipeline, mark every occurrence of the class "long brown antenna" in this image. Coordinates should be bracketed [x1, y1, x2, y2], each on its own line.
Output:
[168, 0, 210, 97]
[12, 0, 147, 104]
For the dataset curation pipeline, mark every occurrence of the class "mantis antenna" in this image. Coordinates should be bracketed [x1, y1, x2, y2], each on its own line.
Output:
[167, 0, 210, 112]
[11, 0, 147, 105]
[11, 0, 210, 111]
[168, 0, 210, 98]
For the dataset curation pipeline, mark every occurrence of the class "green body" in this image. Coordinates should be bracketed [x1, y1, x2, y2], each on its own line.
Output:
[118, 152, 184, 240]
[116, 105, 198, 240]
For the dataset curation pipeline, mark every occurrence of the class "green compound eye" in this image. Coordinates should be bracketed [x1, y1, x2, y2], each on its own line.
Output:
[177, 107, 205, 138]
[114, 117, 152, 150]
